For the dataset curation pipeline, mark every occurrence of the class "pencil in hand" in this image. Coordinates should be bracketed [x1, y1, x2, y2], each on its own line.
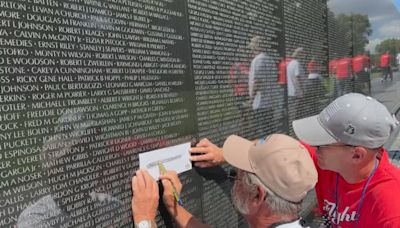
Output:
[158, 161, 183, 206]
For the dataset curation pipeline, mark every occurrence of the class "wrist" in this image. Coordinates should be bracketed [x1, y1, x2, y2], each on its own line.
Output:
[134, 220, 157, 228]
[218, 148, 224, 163]
[134, 214, 156, 223]
[166, 204, 184, 218]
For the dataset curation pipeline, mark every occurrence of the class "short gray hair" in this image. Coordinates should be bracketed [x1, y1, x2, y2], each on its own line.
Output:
[232, 171, 302, 216]
[292, 47, 303, 58]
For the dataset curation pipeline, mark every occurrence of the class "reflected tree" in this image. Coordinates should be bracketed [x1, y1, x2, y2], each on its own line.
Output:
[336, 13, 372, 55]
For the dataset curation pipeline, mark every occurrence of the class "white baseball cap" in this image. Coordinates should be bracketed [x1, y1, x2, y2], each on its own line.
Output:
[293, 93, 398, 148]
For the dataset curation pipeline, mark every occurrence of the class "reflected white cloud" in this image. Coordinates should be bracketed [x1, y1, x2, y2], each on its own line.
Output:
[370, 15, 391, 23]
[379, 19, 400, 36]
[366, 38, 384, 53]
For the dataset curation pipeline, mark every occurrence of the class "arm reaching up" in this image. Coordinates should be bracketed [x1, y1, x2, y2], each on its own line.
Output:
[189, 138, 225, 168]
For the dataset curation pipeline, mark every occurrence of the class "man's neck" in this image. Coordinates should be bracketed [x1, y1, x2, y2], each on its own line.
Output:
[340, 157, 378, 184]
[246, 213, 298, 228]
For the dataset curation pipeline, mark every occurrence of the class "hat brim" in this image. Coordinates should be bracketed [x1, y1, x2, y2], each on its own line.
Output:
[293, 115, 338, 146]
[223, 135, 254, 173]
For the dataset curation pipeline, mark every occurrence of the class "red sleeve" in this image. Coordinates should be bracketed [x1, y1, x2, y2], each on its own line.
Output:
[380, 218, 400, 228]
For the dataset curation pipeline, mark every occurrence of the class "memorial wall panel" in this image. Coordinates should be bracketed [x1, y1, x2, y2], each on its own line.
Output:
[0, 0, 198, 227]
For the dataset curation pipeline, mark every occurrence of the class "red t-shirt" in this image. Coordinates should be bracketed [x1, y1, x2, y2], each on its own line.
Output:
[381, 54, 391, 67]
[229, 63, 249, 96]
[352, 55, 367, 73]
[336, 58, 352, 79]
[277, 58, 292, 84]
[307, 60, 320, 74]
[302, 143, 400, 228]
[329, 59, 338, 74]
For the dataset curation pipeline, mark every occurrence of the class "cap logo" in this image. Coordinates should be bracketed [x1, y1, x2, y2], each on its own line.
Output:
[345, 124, 355, 135]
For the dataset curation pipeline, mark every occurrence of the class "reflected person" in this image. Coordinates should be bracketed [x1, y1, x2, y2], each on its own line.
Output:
[229, 45, 251, 131]
[287, 47, 306, 120]
[304, 56, 324, 114]
[247, 36, 277, 138]
[380, 51, 392, 82]
[334, 56, 352, 96]
[352, 52, 371, 95]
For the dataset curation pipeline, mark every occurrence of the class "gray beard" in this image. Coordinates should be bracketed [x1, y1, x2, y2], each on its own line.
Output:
[231, 182, 250, 215]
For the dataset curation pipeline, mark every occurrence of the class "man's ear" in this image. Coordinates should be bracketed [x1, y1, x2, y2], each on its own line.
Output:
[352, 147, 368, 164]
[254, 186, 266, 205]
[246, 185, 267, 215]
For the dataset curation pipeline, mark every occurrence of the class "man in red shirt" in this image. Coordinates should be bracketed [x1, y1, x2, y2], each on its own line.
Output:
[335, 57, 352, 97]
[277, 57, 292, 85]
[229, 45, 251, 133]
[293, 93, 400, 227]
[353, 54, 370, 95]
[229, 58, 250, 129]
[381, 51, 392, 82]
[329, 59, 338, 77]
[305, 58, 325, 114]
[329, 59, 337, 77]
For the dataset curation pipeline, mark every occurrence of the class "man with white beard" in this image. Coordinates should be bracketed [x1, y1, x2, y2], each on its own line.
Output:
[131, 134, 317, 228]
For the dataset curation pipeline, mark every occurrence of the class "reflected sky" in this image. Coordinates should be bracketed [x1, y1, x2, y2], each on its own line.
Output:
[395, 0, 400, 13]
[328, 0, 400, 51]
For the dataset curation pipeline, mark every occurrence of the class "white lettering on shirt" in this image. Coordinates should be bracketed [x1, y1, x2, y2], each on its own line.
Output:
[323, 199, 358, 225]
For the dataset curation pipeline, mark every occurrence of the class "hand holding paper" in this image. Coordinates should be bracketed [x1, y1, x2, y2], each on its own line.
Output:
[131, 170, 159, 222]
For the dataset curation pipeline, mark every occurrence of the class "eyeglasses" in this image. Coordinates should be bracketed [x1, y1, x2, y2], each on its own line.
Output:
[316, 144, 355, 152]
[228, 170, 269, 200]
[227, 169, 241, 181]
